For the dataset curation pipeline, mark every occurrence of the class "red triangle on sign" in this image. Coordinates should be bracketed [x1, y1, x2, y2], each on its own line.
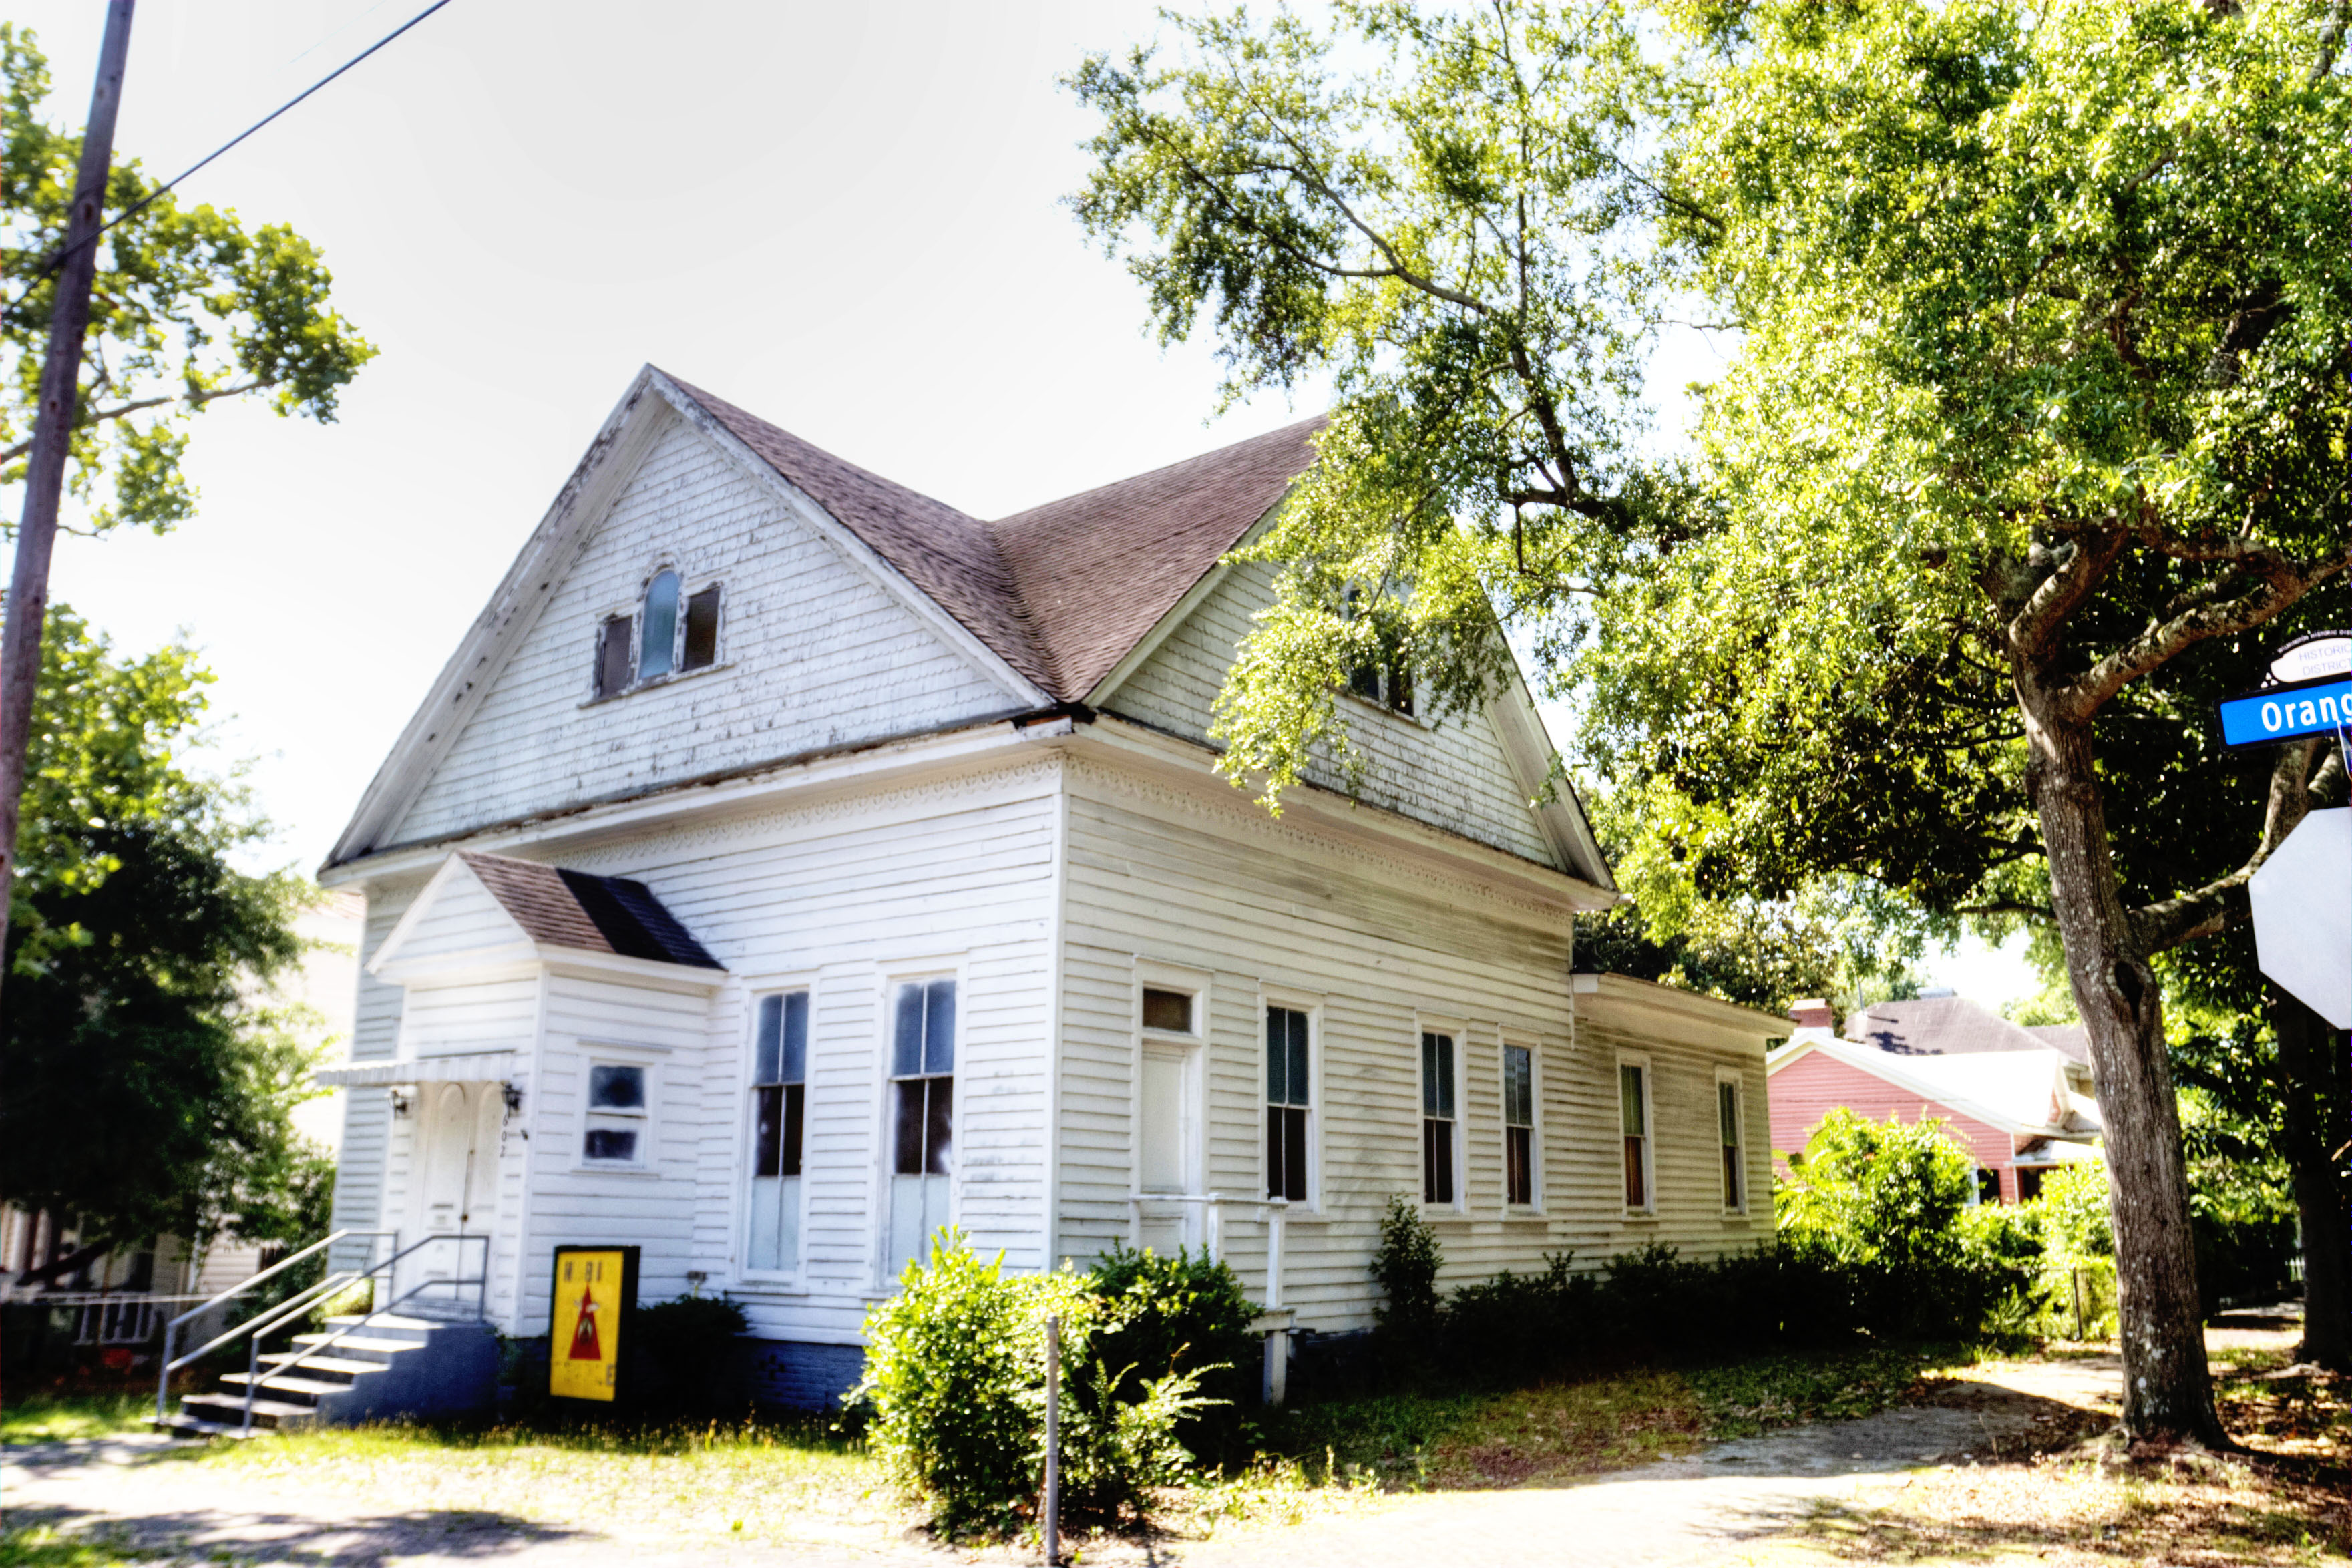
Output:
[568, 1285, 602, 1360]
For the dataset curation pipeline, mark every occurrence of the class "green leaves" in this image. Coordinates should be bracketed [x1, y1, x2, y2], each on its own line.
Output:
[1, 25, 375, 534]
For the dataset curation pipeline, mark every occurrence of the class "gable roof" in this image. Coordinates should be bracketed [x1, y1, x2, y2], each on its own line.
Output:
[1844, 995, 2089, 1066]
[670, 375, 1323, 701]
[457, 851, 723, 969]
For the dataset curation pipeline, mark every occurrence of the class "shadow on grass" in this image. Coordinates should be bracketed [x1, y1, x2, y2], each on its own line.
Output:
[2, 1503, 585, 1568]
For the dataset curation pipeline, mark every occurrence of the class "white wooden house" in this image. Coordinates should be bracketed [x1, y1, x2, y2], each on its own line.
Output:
[317, 367, 1782, 1406]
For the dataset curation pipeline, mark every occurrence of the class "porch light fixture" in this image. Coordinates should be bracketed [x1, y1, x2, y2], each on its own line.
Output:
[389, 1087, 412, 1118]
[502, 1081, 525, 1117]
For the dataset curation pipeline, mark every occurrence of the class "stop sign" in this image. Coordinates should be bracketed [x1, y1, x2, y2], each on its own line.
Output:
[2249, 807, 2349, 1028]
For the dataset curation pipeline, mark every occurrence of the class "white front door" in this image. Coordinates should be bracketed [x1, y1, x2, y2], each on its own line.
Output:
[1137, 1042, 1203, 1253]
[409, 1083, 500, 1306]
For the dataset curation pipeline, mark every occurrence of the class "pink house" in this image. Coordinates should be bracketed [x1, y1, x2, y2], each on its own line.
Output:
[1766, 998, 2100, 1204]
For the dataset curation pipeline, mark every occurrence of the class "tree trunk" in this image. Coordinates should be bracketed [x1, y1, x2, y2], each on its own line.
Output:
[2272, 990, 2351, 1370]
[2019, 678, 2226, 1447]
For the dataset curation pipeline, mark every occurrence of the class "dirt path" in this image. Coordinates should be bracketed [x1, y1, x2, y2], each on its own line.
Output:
[0, 1350, 2162, 1567]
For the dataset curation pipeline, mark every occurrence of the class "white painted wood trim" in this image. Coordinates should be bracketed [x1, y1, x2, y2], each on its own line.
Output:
[1042, 765, 1071, 1269]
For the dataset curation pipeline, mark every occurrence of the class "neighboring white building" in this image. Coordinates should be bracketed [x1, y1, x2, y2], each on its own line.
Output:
[315, 367, 1782, 1406]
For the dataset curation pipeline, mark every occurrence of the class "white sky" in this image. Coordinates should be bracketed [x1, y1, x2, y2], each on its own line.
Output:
[3, 0, 2034, 1005]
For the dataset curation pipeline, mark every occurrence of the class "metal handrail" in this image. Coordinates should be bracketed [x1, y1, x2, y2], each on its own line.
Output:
[154, 1229, 394, 1426]
[244, 1239, 489, 1432]
[154, 1230, 489, 1434]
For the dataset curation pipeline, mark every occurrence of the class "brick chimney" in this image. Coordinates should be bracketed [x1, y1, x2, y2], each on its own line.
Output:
[1788, 998, 1834, 1030]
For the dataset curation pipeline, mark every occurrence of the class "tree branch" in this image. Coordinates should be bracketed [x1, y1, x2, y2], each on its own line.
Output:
[2064, 545, 2349, 719]
[0, 379, 270, 465]
[2133, 737, 2326, 953]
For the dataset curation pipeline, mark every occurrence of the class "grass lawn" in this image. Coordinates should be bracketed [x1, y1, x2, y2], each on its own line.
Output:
[1262, 1342, 1977, 1490]
[0, 1528, 163, 1568]
[0, 1392, 158, 1444]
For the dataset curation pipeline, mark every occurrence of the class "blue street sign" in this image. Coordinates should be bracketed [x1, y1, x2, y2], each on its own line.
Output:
[2217, 676, 2352, 749]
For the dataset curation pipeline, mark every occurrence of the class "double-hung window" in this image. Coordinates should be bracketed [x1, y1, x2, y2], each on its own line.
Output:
[1265, 1006, 1312, 1202]
[886, 978, 955, 1275]
[582, 1063, 648, 1165]
[1503, 1043, 1535, 1207]
[1717, 1074, 1745, 1213]
[1619, 1060, 1652, 1211]
[1420, 1030, 1456, 1206]
[746, 992, 809, 1273]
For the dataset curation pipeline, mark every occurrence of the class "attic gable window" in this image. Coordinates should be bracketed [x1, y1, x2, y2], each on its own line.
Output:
[592, 571, 723, 699]
[1343, 588, 1415, 717]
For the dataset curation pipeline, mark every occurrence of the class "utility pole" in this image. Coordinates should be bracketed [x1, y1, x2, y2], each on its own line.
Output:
[0, 0, 136, 986]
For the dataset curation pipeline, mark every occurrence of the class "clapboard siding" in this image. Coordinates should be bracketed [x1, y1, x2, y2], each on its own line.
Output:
[1052, 762, 1770, 1334]
[1104, 557, 1555, 866]
[392, 415, 1018, 847]
[327, 881, 424, 1271]
[1768, 1050, 2021, 1202]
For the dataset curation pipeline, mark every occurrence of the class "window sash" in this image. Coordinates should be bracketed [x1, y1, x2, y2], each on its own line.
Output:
[1506, 1125, 1533, 1207]
[1718, 1080, 1742, 1209]
[583, 1127, 639, 1163]
[596, 615, 633, 697]
[1503, 1045, 1533, 1129]
[892, 1075, 952, 1177]
[1620, 1063, 1649, 1209]
[681, 585, 721, 670]
[1265, 1007, 1310, 1109]
[754, 992, 809, 1087]
[639, 570, 680, 678]
[892, 980, 956, 1077]
[1420, 1032, 1454, 1118]
[588, 1064, 646, 1113]
[1141, 987, 1193, 1033]
[1422, 1117, 1454, 1205]
[1265, 1105, 1308, 1202]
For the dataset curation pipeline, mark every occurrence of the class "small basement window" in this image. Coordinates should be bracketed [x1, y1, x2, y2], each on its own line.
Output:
[583, 1062, 648, 1164]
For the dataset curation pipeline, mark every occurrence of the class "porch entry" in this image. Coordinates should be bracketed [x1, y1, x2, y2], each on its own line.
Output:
[886, 978, 955, 1277]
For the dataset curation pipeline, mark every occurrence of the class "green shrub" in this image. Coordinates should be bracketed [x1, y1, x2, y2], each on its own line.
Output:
[632, 1294, 751, 1416]
[1085, 1244, 1258, 1463]
[1370, 1195, 1443, 1343]
[855, 1232, 1225, 1538]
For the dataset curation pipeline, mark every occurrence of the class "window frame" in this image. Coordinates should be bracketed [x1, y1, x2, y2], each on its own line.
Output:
[873, 961, 966, 1288]
[585, 563, 727, 703]
[1714, 1067, 1748, 1215]
[1133, 962, 1209, 1224]
[577, 1052, 658, 1171]
[1260, 989, 1324, 1210]
[1617, 1052, 1655, 1217]
[740, 984, 816, 1283]
[1501, 1035, 1541, 1212]
[1416, 1016, 1465, 1213]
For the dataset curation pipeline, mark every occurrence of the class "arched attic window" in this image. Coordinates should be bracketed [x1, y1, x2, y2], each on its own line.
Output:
[593, 568, 724, 699]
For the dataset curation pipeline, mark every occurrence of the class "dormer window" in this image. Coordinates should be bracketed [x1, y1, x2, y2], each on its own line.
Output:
[593, 570, 723, 699]
[1343, 587, 1415, 716]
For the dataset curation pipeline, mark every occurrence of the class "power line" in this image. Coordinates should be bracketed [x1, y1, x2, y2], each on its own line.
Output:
[1, 0, 455, 333]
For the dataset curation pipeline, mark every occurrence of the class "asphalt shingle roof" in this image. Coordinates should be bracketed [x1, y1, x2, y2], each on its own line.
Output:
[668, 374, 1322, 701]
[1844, 995, 2089, 1066]
[460, 851, 723, 970]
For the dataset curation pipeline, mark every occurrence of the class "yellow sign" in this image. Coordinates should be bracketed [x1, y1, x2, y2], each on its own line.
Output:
[550, 1249, 627, 1402]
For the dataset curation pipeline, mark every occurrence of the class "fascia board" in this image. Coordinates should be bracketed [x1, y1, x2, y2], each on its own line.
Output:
[367, 855, 519, 977]
[1480, 650, 1617, 892]
[1083, 500, 1290, 709]
[1569, 972, 1786, 1046]
[540, 949, 729, 994]
[1066, 716, 1614, 919]
[327, 373, 680, 869]
[319, 711, 1046, 890]
[650, 369, 1053, 710]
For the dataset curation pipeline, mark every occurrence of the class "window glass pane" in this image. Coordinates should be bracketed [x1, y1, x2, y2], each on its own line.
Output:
[1619, 1065, 1645, 1137]
[639, 570, 679, 678]
[1720, 1081, 1739, 1145]
[1422, 1118, 1453, 1204]
[1507, 1125, 1533, 1206]
[1504, 1045, 1533, 1128]
[1141, 988, 1192, 1032]
[682, 586, 721, 670]
[1422, 1033, 1454, 1118]
[1722, 1143, 1741, 1209]
[924, 1075, 954, 1176]
[588, 1064, 645, 1111]
[596, 616, 633, 697]
[892, 984, 926, 1078]
[584, 1128, 638, 1163]
[1295, 1012, 1314, 1097]
[753, 1084, 783, 1177]
[1388, 663, 1414, 715]
[893, 1079, 927, 1175]
[1624, 1135, 1646, 1207]
[754, 995, 783, 1084]
[924, 978, 956, 1074]
[1266, 1008, 1288, 1105]
[782, 1083, 805, 1177]
[781, 990, 809, 1084]
[1349, 664, 1382, 701]
[1281, 1105, 1309, 1201]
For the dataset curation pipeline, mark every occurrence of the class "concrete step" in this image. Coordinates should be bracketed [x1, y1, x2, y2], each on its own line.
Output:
[258, 1352, 383, 1378]
[178, 1392, 319, 1429]
[288, 1332, 423, 1361]
[321, 1312, 438, 1344]
[153, 1414, 262, 1441]
[219, 1371, 350, 1399]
